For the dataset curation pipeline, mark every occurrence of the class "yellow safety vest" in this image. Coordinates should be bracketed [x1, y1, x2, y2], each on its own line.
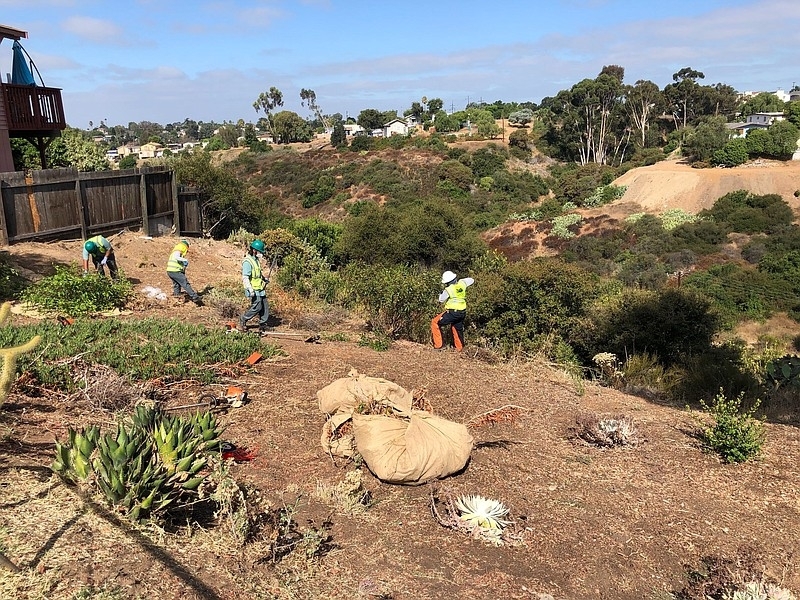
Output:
[166, 250, 185, 273]
[87, 235, 107, 257]
[444, 281, 468, 310]
[244, 255, 265, 291]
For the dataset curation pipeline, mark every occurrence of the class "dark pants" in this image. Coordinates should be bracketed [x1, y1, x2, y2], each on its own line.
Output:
[92, 252, 119, 280]
[431, 309, 466, 350]
[240, 292, 269, 329]
[168, 271, 199, 301]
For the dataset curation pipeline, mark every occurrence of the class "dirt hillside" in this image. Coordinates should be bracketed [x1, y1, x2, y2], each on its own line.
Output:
[610, 158, 800, 218]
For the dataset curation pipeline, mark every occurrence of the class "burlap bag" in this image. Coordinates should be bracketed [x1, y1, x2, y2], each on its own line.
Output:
[317, 370, 413, 415]
[351, 411, 473, 485]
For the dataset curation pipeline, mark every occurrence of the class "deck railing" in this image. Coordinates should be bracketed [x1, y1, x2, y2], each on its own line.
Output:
[1, 83, 66, 132]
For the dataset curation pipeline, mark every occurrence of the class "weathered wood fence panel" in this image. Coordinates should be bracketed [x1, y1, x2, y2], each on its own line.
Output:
[0, 166, 203, 245]
[178, 187, 204, 236]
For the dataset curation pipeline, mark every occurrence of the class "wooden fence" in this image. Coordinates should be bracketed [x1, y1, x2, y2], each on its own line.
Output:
[0, 166, 205, 245]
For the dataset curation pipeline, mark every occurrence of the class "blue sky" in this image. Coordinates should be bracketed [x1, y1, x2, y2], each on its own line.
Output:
[1, 0, 798, 129]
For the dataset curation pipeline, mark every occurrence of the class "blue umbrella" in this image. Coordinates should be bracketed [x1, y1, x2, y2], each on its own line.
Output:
[11, 40, 36, 86]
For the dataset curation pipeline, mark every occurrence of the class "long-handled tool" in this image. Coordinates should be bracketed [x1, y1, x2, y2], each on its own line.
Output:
[164, 387, 248, 411]
[260, 331, 320, 343]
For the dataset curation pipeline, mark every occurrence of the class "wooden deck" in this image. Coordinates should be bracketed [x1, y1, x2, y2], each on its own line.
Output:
[0, 83, 66, 134]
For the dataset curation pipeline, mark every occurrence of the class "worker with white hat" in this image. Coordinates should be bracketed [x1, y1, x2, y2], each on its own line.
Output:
[431, 270, 474, 351]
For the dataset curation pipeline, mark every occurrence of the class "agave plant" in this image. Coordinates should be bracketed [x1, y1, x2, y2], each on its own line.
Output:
[455, 494, 510, 544]
[52, 405, 222, 521]
[52, 425, 100, 482]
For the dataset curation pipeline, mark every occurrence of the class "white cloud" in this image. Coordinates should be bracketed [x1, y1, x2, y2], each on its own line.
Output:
[62, 16, 126, 44]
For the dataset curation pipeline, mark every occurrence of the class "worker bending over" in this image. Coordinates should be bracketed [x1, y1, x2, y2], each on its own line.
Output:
[82, 235, 118, 279]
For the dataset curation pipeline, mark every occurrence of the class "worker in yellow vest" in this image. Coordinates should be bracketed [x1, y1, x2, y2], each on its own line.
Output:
[82, 235, 118, 279]
[166, 239, 202, 306]
[237, 239, 270, 333]
[431, 270, 474, 351]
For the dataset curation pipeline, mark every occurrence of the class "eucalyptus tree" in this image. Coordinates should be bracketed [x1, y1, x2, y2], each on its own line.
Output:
[547, 68, 628, 165]
[300, 88, 330, 131]
[623, 79, 666, 148]
[252, 87, 284, 137]
[664, 67, 705, 135]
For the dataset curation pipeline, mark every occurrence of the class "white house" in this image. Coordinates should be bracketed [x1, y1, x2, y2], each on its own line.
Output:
[383, 118, 410, 137]
[773, 88, 790, 102]
[726, 112, 785, 138]
[343, 123, 365, 137]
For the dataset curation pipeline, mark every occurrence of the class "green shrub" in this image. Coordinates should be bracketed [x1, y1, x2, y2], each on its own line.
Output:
[712, 138, 749, 167]
[288, 218, 342, 261]
[581, 184, 627, 208]
[670, 345, 761, 405]
[335, 199, 486, 270]
[0, 252, 26, 301]
[578, 287, 721, 369]
[301, 174, 336, 208]
[550, 214, 583, 239]
[692, 389, 765, 463]
[470, 258, 600, 358]
[21, 266, 132, 315]
[339, 263, 438, 341]
[660, 209, 699, 231]
[276, 241, 332, 298]
[357, 333, 391, 352]
[702, 190, 794, 235]
[470, 145, 507, 179]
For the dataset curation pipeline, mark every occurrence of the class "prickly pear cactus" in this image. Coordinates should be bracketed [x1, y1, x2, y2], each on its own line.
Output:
[765, 355, 800, 389]
[0, 302, 41, 407]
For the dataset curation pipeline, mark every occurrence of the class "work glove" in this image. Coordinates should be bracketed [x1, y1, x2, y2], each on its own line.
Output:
[100, 257, 108, 266]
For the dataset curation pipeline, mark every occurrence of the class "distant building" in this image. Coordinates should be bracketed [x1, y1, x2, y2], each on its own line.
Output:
[773, 88, 790, 102]
[383, 118, 412, 137]
[139, 142, 164, 159]
[727, 112, 785, 138]
[343, 123, 364, 137]
[117, 142, 141, 157]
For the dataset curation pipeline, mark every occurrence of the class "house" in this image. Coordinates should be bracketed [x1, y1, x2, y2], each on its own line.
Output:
[773, 88, 790, 102]
[0, 24, 66, 171]
[117, 142, 141, 157]
[105, 148, 118, 162]
[139, 142, 164, 159]
[343, 123, 364, 137]
[383, 118, 410, 137]
[726, 112, 785, 138]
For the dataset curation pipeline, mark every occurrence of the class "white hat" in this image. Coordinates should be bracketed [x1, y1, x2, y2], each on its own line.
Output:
[441, 270, 457, 284]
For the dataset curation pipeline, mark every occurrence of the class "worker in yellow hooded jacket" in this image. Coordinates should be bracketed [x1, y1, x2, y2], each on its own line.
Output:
[166, 239, 203, 306]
